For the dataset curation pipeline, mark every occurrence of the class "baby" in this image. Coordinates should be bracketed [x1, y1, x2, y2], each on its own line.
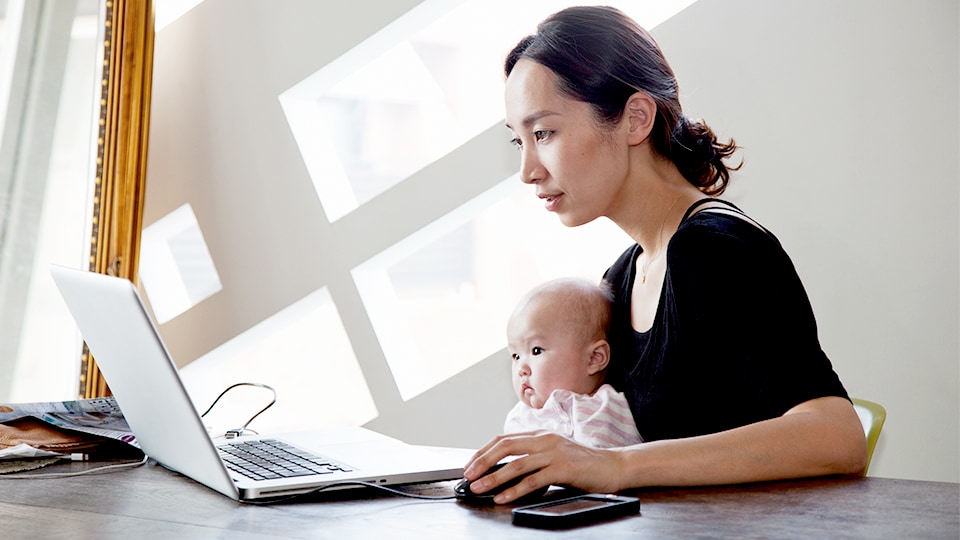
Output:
[504, 277, 642, 448]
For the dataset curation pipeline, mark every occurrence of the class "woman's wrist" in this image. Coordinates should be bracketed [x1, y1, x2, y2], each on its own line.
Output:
[609, 439, 698, 489]
[609, 444, 650, 491]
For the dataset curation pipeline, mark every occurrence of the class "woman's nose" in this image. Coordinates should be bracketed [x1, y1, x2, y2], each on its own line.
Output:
[519, 147, 544, 184]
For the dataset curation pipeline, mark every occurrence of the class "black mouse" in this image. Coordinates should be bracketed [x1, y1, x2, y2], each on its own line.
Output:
[454, 462, 549, 505]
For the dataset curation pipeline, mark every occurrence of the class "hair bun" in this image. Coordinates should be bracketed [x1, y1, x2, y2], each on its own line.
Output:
[670, 116, 741, 195]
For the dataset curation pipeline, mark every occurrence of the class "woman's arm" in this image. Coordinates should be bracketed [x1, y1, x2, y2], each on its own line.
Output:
[463, 396, 866, 504]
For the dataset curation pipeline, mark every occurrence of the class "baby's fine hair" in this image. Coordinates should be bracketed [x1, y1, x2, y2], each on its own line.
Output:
[505, 5, 741, 195]
[524, 277, 613, 343]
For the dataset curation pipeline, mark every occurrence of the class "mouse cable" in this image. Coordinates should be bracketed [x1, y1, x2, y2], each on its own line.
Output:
[239, 480, 458, 505]
[200, 382, 276, 439]
[0, 454, 149, 479]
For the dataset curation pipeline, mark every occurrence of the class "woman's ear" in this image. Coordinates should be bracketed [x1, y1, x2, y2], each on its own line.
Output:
[624, 92, 656, 146]
[587, 340, 611, 375]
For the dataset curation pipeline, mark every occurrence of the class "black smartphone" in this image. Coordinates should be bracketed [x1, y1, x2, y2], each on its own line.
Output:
[511, 493, 640, 529]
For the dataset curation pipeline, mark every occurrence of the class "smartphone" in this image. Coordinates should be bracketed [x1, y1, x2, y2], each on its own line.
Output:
[511, 493, 640, 529]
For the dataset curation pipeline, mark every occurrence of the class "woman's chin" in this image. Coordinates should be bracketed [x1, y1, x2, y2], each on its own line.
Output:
[556, 212, 598, 228]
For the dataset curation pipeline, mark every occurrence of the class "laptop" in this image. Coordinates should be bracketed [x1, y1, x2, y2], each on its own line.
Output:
[50, 265, 471, 501]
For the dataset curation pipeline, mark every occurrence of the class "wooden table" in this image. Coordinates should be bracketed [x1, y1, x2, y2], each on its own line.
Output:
[1, 458, 957, 539]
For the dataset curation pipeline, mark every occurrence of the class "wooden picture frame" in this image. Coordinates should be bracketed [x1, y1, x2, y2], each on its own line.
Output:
[81, 0, 155, 398]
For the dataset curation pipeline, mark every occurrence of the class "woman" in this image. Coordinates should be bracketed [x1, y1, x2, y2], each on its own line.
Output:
[463, 6, 866, 504]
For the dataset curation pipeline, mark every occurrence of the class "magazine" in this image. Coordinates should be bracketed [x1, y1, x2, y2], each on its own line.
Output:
[0, 396, 138, 459]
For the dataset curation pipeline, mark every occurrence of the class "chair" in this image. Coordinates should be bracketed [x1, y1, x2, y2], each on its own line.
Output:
[851, 398, 886, 475]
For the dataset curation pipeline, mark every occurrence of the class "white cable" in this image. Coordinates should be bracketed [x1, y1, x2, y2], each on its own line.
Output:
[0, 454, 149, 479]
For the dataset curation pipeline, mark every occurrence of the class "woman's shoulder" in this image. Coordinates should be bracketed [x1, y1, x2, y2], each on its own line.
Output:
[672, 204, 781, 254]
[603, 243, 641, 289]
[667, 205, 792, 289]
[666, 204, 807, 308]
[610, 242, 642, 268]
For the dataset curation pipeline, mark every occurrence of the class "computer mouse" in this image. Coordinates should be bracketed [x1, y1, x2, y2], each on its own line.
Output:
[454, 462, 549, 505]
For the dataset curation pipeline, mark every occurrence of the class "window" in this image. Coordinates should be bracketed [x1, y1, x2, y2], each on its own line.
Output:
[0, 2, 100, 401]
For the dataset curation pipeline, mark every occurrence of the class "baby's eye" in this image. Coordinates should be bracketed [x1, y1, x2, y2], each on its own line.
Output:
[531, 346, 544, 356]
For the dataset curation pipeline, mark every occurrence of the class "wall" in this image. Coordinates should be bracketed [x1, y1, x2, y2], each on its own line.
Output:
[652, 0, 958, 483]
[145, 0, 959, 482]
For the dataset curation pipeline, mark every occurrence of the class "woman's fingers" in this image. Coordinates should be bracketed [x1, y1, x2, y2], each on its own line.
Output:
[489, 434, 625, 503]
[463, 430, 544, 481]
[463, 431, 627, 502]
[491, 461, 552, 504]
[464, 432, 608, 503]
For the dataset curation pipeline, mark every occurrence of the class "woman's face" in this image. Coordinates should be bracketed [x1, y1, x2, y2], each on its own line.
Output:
[504, 59, 630, 227]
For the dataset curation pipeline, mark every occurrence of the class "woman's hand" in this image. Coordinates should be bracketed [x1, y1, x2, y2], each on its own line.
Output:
[462, 397, 865, 503]
[463, 431, 629, 504]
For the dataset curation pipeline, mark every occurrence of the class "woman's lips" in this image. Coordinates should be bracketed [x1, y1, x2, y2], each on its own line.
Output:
[540, 193, 562, 212]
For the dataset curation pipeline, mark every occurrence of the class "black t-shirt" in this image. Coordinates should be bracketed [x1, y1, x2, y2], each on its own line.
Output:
[602, 200, 849, 442]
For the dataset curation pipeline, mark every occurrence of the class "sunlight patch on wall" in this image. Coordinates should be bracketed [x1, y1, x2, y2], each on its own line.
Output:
[279, 0, 697, 222]
[352, 176, 631, 401]
[139, 203, 222, 323]
[278, 0, 696, 402]
[180, 287, 377, 434]
[154, 0, 206, 31]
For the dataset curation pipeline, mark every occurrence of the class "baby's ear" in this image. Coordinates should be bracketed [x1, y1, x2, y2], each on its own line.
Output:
[587, 340, 611, 375]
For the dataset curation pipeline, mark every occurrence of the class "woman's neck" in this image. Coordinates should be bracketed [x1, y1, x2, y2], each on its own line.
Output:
[607, 156, 702, 255]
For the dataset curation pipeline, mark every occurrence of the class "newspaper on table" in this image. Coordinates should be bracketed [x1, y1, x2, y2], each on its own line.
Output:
[0, 396, 138, 459]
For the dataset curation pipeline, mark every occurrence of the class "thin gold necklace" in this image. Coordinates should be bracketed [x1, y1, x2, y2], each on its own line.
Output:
[640, 193, 684, 285]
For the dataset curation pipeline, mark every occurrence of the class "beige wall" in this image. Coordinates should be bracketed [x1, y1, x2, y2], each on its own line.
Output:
[145, 0, 959, 482]
[652, 0, 958, 483]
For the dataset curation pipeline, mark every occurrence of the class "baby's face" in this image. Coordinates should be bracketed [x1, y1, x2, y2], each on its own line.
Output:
[507, 296, 596, 409]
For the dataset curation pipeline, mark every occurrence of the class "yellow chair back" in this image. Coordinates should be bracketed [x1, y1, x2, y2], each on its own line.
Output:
[852, 398, 886, 475]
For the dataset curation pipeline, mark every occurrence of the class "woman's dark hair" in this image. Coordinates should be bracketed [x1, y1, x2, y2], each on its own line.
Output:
[505, 6, 740, 195]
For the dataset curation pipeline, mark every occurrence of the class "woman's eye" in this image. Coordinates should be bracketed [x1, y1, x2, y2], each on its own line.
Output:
[531, 347, 544, 356]
[533, 130, 552, 142]
[510, 131, 552, 149]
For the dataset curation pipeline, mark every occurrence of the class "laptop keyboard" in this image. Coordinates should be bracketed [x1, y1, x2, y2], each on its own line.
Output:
[218, 439, 353, 481]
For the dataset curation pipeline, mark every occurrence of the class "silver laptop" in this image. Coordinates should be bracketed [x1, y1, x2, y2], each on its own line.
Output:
[50, 265, 470, 501]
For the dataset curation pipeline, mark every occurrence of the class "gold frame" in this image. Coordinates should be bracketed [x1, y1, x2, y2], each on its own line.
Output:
[81, 0, 155, 398]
